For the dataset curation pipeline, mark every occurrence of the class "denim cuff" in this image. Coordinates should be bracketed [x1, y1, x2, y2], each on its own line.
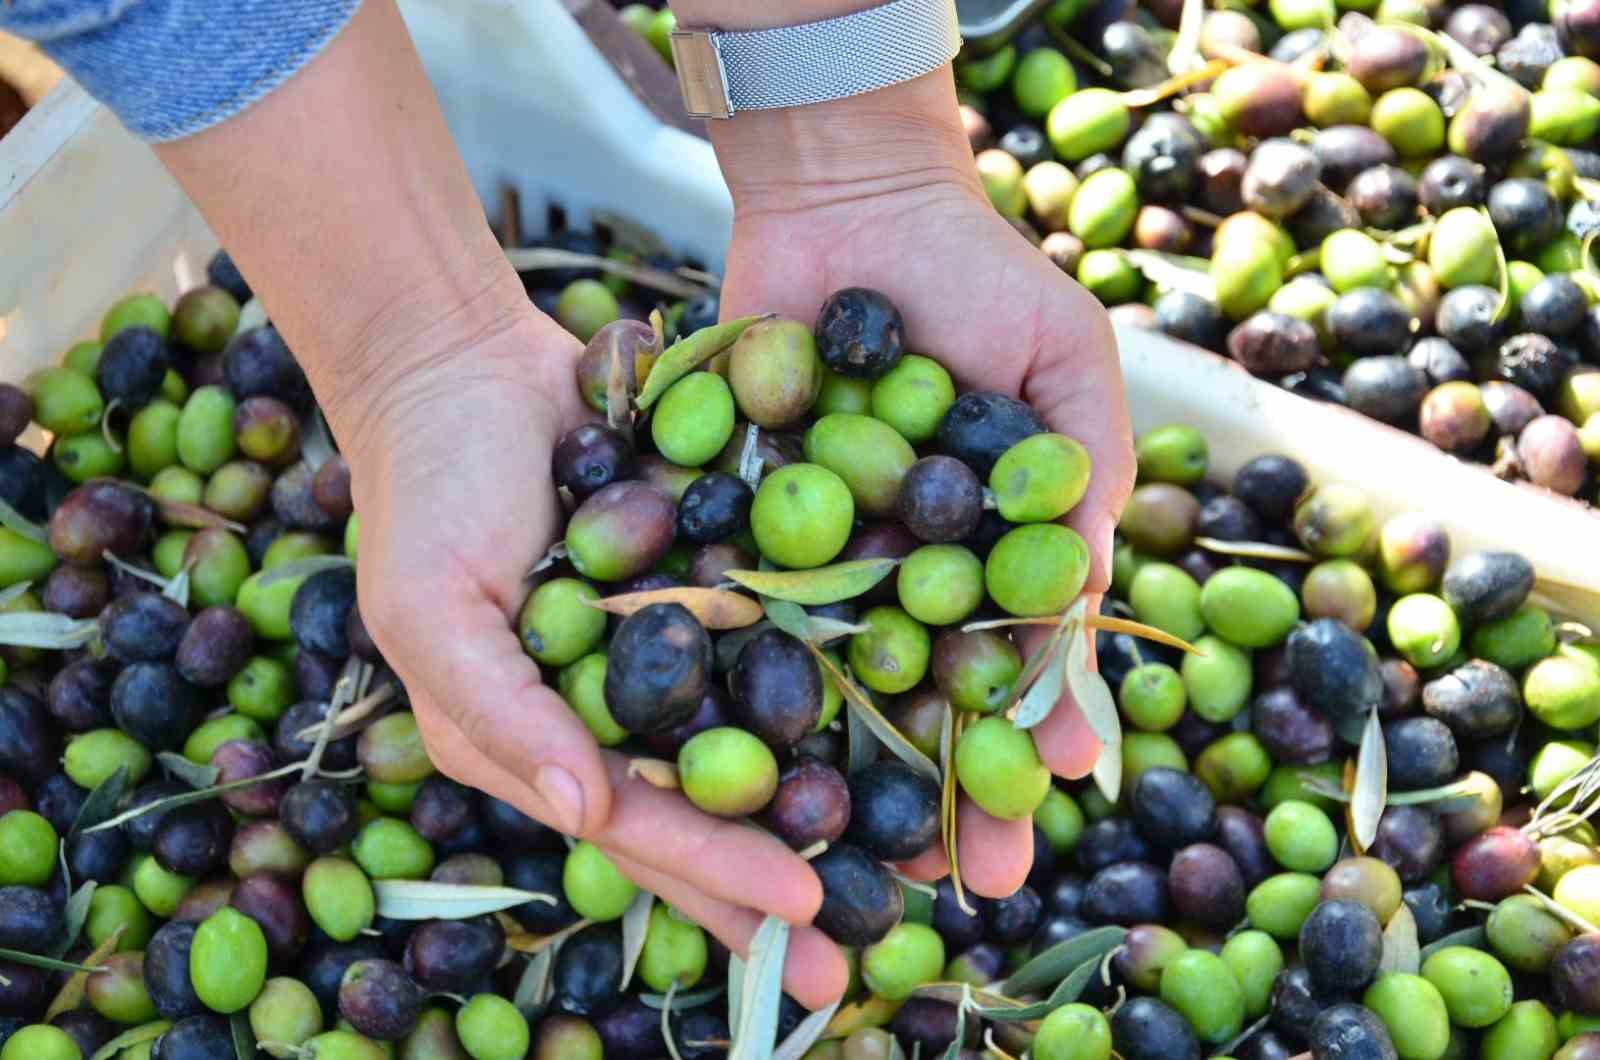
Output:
[10, 0, 362, 141]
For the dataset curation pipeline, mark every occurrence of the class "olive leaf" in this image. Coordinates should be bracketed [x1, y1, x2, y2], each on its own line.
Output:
[0, 497, 46, 544]
[1003, 925, 1127, 998]
[662, 979, 686, 1060]
[233, 297, 269, 337]
[0, 581, 34, 611]
[1300, 774, 1483, 814]
[762, 598, 813, 641]
[258, 554, 353, 589]
[1122, 250, 1217, 299]
[1012, 641, 1069, 731]
[46, 922, 121, 1018]
[726, 559, 899, 606]
[512, 942, 561, 1018]
[371, 881, 557, 921]
[635, 315, 767, 411]
[1351, 706, 1388, 852]
[1194, 537, 1316, 563]
[301, 659, 367, 780]
[0, 949, 110, 974]
[620, 892, 656, 990]
[69, 765, 129, 838]
[847, 702, 878, 775]
[161, 566, 191, 609]
[808, 643, 940, 782]
[0, 611, 98, 650]
[158, 751, 220, 790]
[727, 915, 789, 1060]
[588, 587, 762, 630]
[606, 327, 634, 434]
[84, 761, 314, 834]
[527, 542, 569, 580]
[772, 997, 843, 1060]
[89, 1021, 172, 1060]
[1378, 902, 1420, 975]
[231, 1011, 256, 1060]
[47, 880, 99, 960]
[300, 410, 336, 472]
[940, 985, 971, 1060]
[1419, 925, 1486, 961]
[641, 983, 725, 1011]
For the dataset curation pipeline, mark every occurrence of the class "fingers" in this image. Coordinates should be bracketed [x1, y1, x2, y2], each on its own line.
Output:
[607, 850, 850, 1012]
[893, 797, 1033, 899]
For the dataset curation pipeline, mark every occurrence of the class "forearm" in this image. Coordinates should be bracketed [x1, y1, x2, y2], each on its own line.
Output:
[153, 0, 534, 448]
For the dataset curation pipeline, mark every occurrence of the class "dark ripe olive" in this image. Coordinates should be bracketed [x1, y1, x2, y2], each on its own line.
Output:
[0, 885, 59, 952]
[553, 424, 636, 503]
[669, 1008, 730, 1060]
[98, 326, 171, 408]
[604, 603, 713, 735]
[1112, 996, 1200, 1060]
[1078, 817, 1156, 875]
[1367, 806, 1444, 882]
[897, 456, 984, 544]
[337, 958, 423, 1041]
[1418, 156, 1487, 216]
[687, 543, 753, 590]
[1520, 414, 1589, 494]
[1451, 826, 1539, 901]
[151, 1014, 234, 1060]
[984, 885, 1044, 945]
[998, 125, 1050, 169]
[1343, 356, 1429, 424]
[1401, 882, 1451, 946]
[1300, 899, 1382, 993]
[765, 756, 851, 850]
[730, 628, 823, 748]
[1242, 139, 1321, 219]
[1520, 275, 1588, 340]
[675, 472, 753, 546]
[1448, 85, 1530, 164]
[1216, 807, 1273, 890]
[271, 461, 336, 531]
[233, 395, 302, 466]
[1227, 313, 1320, 377]
[46, 657, 115, 732]
[1176, 548, 1226, 586]
[1284, 188, 1363, 251]
[1435, 286, 1506, 356]
[1310, 1004, 1397, 1060]
[1253, 687, 1336, 765]
[1083, 862, 1170, 925]
[0, 960, 48, 1016]
[153, 800, 232, 876]
[1553, 934, 1600, 1014]
[1132, 205, 1192, 253]
[1239, 1030, 1298, 1060]
[205, 249, 251, 305]
[279, 779, 360, 855]
[212, 739, 286, 817]
[1481, 381, 1544, 439]
[1121, 483, 1201, 556]
[344, 605, 381, 665]
[1028, 824, 1058, 893]
[594, 996, 668, 1056]
[302, 937, 387, 1016]
[1153, 290, 1228, 353]
[0, 777, 23, 817]
[483, 793, 558, 852]
[0, 386, 32, 447]
[172, 877, 236, 922]
[100, 591, 189, 663]
[641, 688, 730, 756]
[48, 480, 155, 564]
[1422, 660, 1519, 739]
[573, 319, 651, 413]
[502, 854, 578, 933]
[232, 872, 310, 962]
[1311, 126, 1398, 191]
[1489, 179, 1563, 256]
[1193, 496, 1259, 543]
[288, 566, 356, 658]
[1216, 63, 1304, 138]
[1198, 148, 1248, 215]
[122, 780, 187, 853]
[1169, 843, 1245, 929]
[0, 445, 46, 523]
[1288, 619, 1384, 721]
[932, 877, 985, 951]
[815, 287, 905, 379]
[1560, 1034, 1600, 1060]
[935, 392, 1046, 477]
[110, 662, 198, 751]
[1121, 113, 1203, 202]
[794, 727, 843, 765]
[1232, 455, 1309, 525]
[1101, 21, 1166, 87]
[144, 919, 204, 1019]
[1442, 550, 1534, 626]
[174, 606, 253, 688]
[242, 518, 283, 568]
[223, 325, 312, 411]
[1347, 165, 1419, 229]
[42, 564, 110, 620]
[551, 926, 630, 1018]
[1499, 334, 1577, 400]
[1345, 27, 1431, 93]
[812, 843, 904, 946]
[951, 940, 1009, 982]
[1445, 4, 1511, 54]
[274, 700, 358, 771]
[310, 455, 353, 521]
[1384, 717, 1459, 790]
[1409, 337, 1472, 387]
[1330, 290, 1417, 359]
[52, 1010, 117, 1057]
[410, 776, 478, 845]
[565, 480, 676, 582]
[405, 915, 505, 994]
[34, 772, 86, 835]
[892, 997, 970, 1057]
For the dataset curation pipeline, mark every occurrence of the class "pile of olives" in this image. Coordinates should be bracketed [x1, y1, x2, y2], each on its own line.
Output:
[928, 0, 1600, 501]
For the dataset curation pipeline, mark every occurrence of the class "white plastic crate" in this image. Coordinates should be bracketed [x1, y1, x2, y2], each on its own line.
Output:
[0, 0, 1595, 622]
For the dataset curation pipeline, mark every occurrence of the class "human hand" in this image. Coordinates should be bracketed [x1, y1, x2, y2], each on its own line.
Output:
[323, 303, 848, 1008]
[710, 73, 1137, 898]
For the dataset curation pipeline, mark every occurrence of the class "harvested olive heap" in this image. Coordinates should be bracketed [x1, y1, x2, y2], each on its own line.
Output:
[3, 250, 1600, 1060]
[883, 0, 1600, 501]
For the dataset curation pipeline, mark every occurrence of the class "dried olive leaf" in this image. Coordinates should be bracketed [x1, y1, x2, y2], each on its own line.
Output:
[821, 997, 900, 1040]
[158, 751, 220, 790]
[726, 559, 899, 606]
[1003, 926, 1128, 998]
[152, 498, 246, 533]
[1121, 59, 1229, 108]
[372, 881, 557, 921]
[627, 758, 681, 791]
[0, 611, 98, 650]
[46, 922, 121, 1018]
[914, 983, 1025, 1010]
[588, 587, 762, 630]
[258, 554, 353, 589]
[1194, 537, 1316, 563]
[506, 917, 596, 956]
[940, 706, 977, 917]
[737, 424, 763, 489]
[1378, 902, 1420, 975]
[727, 915, 789, 1060]
[84, 761, 316, 833]
[772, 997, 843, 1060]
[1351, 706, 1388, 852]
[809, 643, 940, 782]
[1419, 926, 1486, 961]
[89, 1021, 172, 1060]
[1085, 614, 1203, 654]
[231, 1011, 256, 1060]
[636, 315, 768, 411]
[1485, 208, 1511, 325]
[69, 765, 129, 838]
[0, 497, 46, 544]
[606, 327, 633, 434]
[620, 891, 655, 990]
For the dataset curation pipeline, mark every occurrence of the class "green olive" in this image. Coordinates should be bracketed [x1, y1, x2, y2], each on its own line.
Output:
[985, 524, 1090, 617]
[956, 716, 1050, 820]
[1046, 88, 1130, 162]
[190, 906, 269, 1013]
[990, 433, 1092, 523]
[1068, 168, 1139, 250]
[804, 413, 917, 519]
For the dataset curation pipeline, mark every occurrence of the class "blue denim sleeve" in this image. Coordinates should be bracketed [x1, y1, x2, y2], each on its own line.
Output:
[0, 0, 362, 141]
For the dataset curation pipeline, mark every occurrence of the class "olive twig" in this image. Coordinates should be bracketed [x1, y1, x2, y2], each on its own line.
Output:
[1522, 884, 1600, 936]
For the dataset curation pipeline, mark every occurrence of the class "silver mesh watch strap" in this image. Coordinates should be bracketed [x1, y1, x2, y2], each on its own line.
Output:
[670, 0, 963, 120]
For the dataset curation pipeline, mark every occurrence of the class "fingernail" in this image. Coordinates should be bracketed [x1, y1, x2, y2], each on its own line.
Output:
[535, 765, 585, 835]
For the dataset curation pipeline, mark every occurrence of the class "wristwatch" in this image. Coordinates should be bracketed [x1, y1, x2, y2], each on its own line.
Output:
[669, 0, 964, 120]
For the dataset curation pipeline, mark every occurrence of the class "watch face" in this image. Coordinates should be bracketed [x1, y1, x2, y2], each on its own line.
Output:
[955, 0, 1055, 52]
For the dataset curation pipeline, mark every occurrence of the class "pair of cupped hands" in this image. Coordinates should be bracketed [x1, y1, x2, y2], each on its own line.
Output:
[329, 121, 1134, 1010]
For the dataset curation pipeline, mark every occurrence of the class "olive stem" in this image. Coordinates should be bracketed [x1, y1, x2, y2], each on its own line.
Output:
[1522, 884, 1600, 936]
[796, 840, 829, 861]
[1210, 1014, 1271, 1059]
